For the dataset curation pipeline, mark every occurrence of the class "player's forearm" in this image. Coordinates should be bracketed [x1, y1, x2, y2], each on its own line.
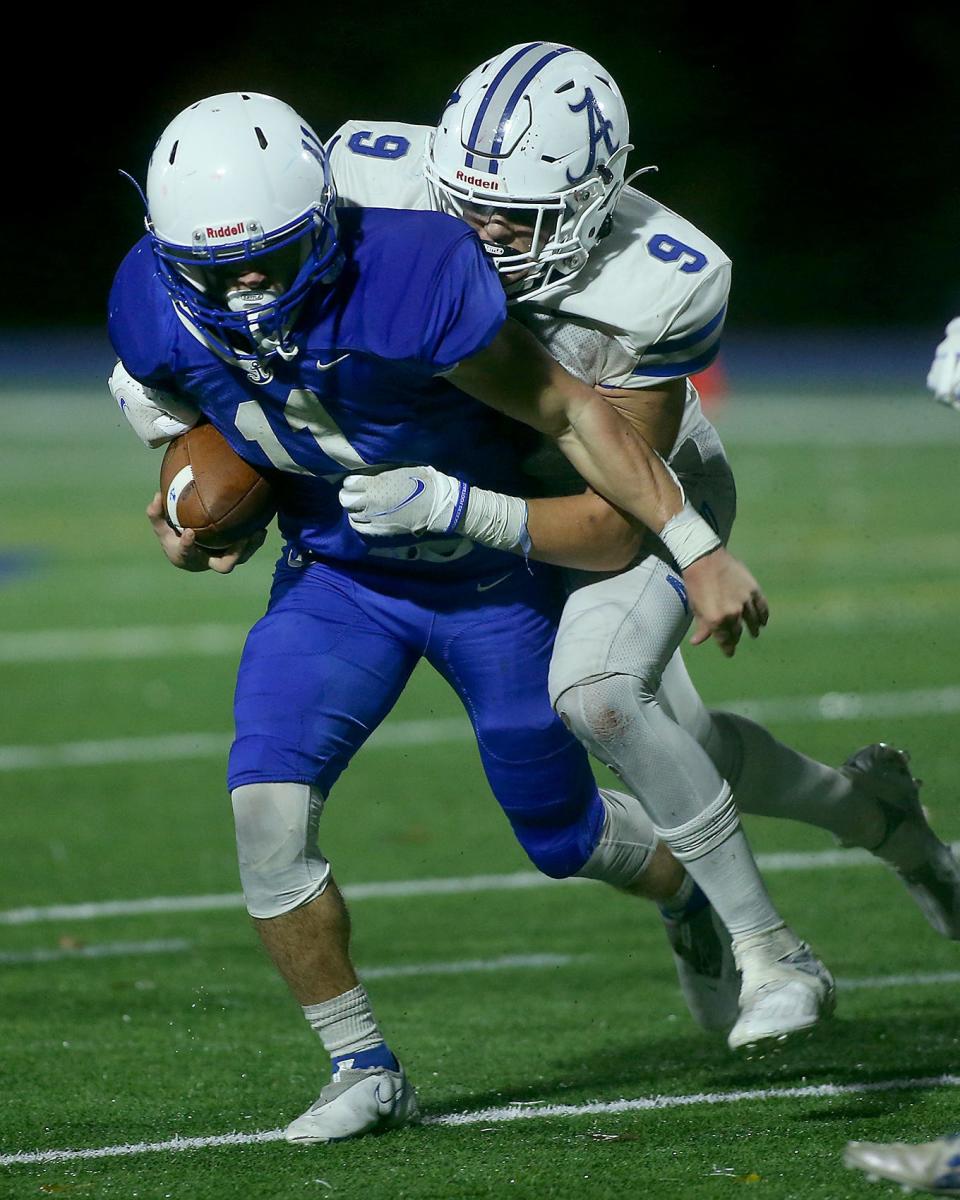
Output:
[523, 495, 642, 570]
[456, 485, 641, 570]
[522, 386, 721, 570]
[452, 319, 684, 532]
[450, 485, 643, 570]
[550, 388, 682, 530]
[340, 465, 640, 571]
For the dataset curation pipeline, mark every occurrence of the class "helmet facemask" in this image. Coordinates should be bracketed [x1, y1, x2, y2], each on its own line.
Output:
[426, 141, 630, 299]
[150, 196, 339, 362]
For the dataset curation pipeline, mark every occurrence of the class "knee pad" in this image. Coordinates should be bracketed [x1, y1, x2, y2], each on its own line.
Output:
[555, 674, 651, 770]
[556, 673, 732, 832]
[231, 782, 331, 919]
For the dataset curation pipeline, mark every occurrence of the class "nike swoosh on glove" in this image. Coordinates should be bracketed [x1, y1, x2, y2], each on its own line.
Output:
[339, 466, 468, 537]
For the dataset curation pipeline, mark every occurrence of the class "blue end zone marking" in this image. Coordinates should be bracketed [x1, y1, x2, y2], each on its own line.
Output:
[665, 573, 689, 612]
[0, 549, 47, 586]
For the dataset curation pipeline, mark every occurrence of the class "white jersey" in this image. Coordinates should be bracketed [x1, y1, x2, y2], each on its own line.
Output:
[330, 119, 729, 485]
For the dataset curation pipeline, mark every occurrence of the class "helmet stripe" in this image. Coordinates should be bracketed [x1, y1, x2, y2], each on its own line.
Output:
[464, 42, 544, 172]
[486, 45, 574, 171]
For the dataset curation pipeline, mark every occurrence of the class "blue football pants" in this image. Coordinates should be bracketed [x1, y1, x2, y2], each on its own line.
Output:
[228, 556, 603, 878]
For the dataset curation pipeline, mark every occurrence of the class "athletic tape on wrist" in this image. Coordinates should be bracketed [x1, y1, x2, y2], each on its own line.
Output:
[658, 500, 722, 569]
[457, 486, 530, 555]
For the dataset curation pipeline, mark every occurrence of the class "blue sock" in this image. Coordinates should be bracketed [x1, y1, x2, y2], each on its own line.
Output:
[332, 1042, 399, 1073]
[659, 878, 710, 921]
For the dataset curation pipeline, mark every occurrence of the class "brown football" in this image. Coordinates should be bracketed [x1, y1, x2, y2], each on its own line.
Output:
[159, 423, 275, 549]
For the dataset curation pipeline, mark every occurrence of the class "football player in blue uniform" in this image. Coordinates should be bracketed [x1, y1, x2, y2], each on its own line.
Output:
[108, 92, 768, 1143]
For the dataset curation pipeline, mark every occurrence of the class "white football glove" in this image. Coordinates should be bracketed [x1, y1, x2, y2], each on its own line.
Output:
[108, 361, 201, 447]
[926, 316, 960, 411]
[339, 466, 466, 538]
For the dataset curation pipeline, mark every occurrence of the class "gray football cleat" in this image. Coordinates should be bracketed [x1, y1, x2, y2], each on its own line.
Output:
[727, 927, 836, 1054]
[661, 903, 740, 1033]
[841, 743, 960, 939]
[285, 1063, 419, 1144]
[844, 1134, 960, 1194]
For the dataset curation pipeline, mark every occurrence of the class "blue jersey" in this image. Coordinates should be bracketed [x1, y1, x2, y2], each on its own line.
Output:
[108, 208, 539, 580]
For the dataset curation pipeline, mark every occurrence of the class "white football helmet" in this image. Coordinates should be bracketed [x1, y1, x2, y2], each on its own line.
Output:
[425, 43, 634, 298]
[142, 92, 338, 361]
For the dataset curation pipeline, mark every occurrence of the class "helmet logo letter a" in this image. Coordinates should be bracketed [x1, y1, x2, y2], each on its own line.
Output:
[565, 87, 620, 185]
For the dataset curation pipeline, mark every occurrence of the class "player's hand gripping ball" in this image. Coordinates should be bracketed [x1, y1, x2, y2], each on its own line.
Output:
[159, 423, 275, 549]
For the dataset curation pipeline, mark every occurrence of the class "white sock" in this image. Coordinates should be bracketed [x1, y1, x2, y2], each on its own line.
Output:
[302, 985, 383, 1058]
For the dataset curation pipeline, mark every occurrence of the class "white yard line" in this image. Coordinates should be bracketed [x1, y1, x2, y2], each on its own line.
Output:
[0, 624, 249, 663]
[4, 843, 960, 928]
[0, 938, 191, 964]
[0, 717, 471, 771]
[838, 970, 960, 991]
[0, 873, 566, 926]
[361, 952, 576, 980]
[430, 1074, 960, 1127]
[3, 1074, 958, 1166]
[3, 930, 957, 1002]
[0, 943, 572, 979]
[2, 684, 959, 773]
[734, 685, 960, 724]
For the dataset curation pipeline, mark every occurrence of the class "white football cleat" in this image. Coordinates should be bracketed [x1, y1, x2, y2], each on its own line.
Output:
[844, 1134, 960, 1194]
[841, 743, 960, 939]
[661, 903, 740, 1033]
[284, 1063, 419, 1144]
[727, 927, 836, 1053]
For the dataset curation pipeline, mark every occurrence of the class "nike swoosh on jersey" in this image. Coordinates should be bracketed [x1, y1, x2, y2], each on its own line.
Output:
[373, 478, 426, 516]
[476, 571, 513, 592]
[315, 353, 350, 371]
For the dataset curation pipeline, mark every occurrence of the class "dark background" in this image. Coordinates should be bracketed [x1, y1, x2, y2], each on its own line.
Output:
[11, 3, 959, 334]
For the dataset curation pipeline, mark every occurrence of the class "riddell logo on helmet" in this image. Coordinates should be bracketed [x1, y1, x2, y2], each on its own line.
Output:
[455, 170, 499, 191]
[206, 221, 246, 239]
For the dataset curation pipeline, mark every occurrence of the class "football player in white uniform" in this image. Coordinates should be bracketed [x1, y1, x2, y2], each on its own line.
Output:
[329, 42, 960, 1049]
[928, 317, 960, 409]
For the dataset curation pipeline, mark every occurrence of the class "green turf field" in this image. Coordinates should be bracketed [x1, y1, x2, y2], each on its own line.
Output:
[1, 387, 959, 1199]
